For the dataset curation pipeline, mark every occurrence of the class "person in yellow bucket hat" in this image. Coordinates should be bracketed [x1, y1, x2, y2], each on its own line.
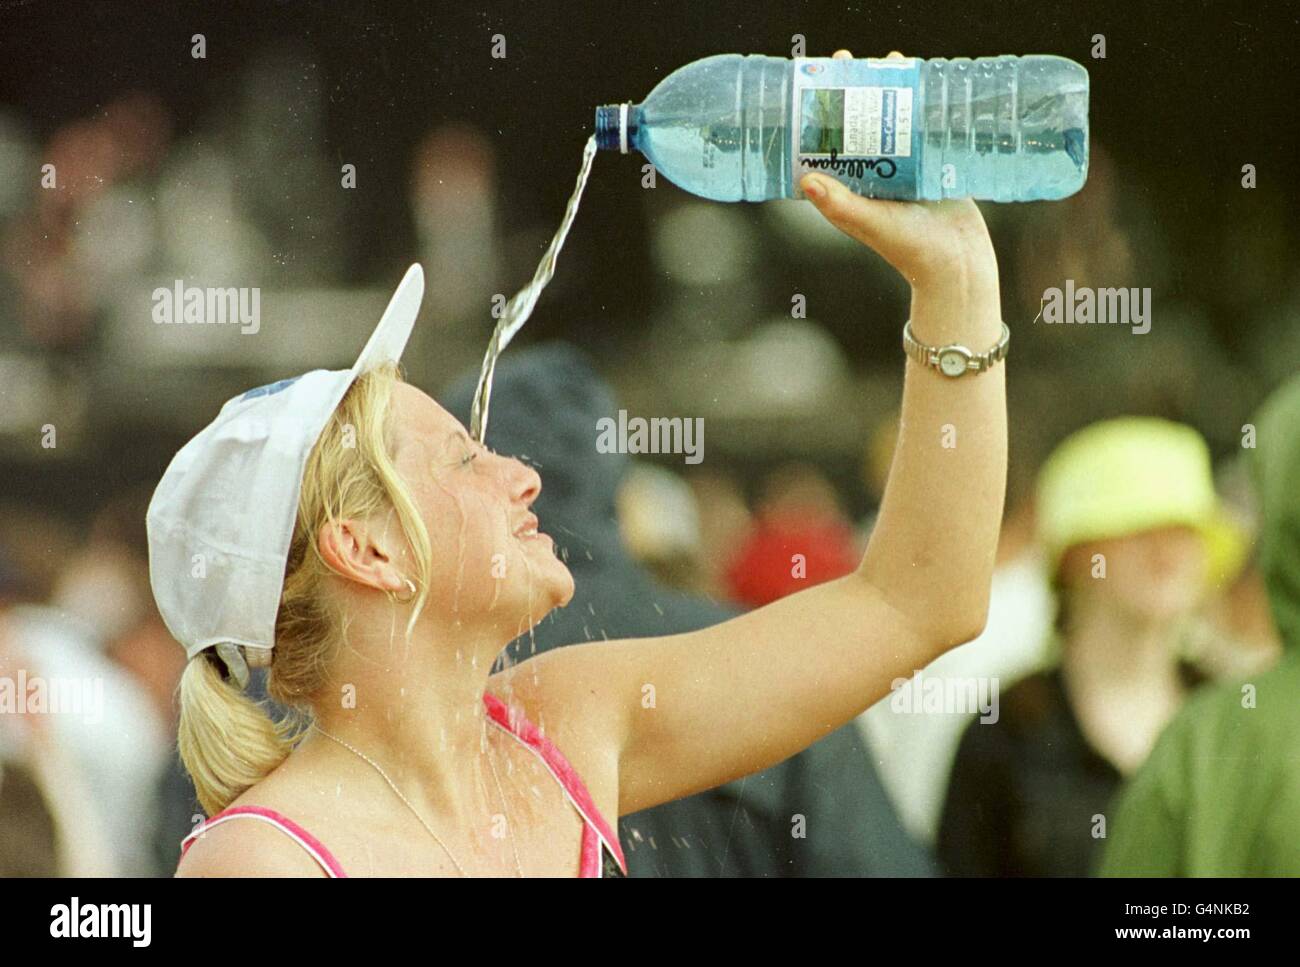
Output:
[1037, 417, 1247, 595]
[938, 417, 1245, 877]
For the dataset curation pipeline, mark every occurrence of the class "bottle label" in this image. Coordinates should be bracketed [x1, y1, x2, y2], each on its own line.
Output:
[792, 57, 921, 199]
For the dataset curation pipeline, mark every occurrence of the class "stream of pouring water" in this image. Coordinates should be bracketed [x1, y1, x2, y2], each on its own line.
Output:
[469, 134, 600, 443]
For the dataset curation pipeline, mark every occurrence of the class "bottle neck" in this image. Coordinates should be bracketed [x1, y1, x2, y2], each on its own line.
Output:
[595, 103, 640, 152]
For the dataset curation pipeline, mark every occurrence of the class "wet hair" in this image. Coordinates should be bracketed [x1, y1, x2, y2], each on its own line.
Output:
[177, 363, 435, 815]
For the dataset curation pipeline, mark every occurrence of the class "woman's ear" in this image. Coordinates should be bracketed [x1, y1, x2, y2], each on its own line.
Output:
[317, 519, 407, 593]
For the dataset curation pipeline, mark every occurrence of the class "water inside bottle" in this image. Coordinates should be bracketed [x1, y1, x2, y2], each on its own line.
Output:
[469, 135, 599, 443]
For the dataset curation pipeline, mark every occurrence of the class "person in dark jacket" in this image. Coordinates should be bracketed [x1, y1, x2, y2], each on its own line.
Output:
[442, 342, 933, 877]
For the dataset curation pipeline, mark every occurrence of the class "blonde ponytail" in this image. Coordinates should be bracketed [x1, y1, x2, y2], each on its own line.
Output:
[175, 361, 434, 816]
[177, 655, 299, 816]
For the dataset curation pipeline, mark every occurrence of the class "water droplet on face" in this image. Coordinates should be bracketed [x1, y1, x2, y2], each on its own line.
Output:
[487, 504, 509, 613]
[511, 544, 541, 664]
[429, 472, 470, 614]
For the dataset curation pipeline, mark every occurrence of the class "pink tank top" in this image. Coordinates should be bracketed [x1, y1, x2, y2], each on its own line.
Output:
[179, 693, 628, 877]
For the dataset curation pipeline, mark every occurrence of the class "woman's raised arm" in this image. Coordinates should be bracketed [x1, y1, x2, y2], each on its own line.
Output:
[508, 50, 1007, 816]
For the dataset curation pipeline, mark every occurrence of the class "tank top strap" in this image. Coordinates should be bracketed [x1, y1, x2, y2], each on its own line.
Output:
[482, 692, 627, 876]
[179, 805, 348, 878]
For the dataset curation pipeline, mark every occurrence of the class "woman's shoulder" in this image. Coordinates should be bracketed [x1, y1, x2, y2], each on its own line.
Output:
[488, 650, 593, 738]
[176, 803, 331, 877]
[176, 771, 343, 878]
[486, 655, 621, 820]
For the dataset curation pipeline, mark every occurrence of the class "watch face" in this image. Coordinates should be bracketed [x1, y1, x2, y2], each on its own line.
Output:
[938, 348, 970, 377]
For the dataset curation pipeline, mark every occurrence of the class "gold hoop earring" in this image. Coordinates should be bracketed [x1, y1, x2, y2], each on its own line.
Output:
[391, 577, 416, 604]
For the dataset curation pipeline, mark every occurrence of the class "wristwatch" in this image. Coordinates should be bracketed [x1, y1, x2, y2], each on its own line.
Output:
[902, 321, 1011, 378]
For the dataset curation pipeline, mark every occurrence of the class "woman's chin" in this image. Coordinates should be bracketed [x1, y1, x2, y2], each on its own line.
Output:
[510, 557, 575, 615]
[555, 568, 576, 607]
[544, 558, 576, 608]
[504, 571, 573, 637]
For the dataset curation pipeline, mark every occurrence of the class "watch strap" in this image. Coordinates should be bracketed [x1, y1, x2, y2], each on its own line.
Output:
[903, 321, 1011, 376]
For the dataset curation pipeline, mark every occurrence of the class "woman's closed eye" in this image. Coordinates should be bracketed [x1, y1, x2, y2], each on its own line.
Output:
[441, 432, 491, 469]
[437, 448, 477, 470]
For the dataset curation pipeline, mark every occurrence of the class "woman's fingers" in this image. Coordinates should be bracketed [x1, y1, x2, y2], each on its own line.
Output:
[801, 175, 989, 281]
[801, 171, 895, 252]
[832, 49, 906, 60]
[803, 50, 901, 255]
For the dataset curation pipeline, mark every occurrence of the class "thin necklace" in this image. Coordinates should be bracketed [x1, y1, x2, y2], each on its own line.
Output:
[311, 721, 523, 877]
[485, 733, 525, 877]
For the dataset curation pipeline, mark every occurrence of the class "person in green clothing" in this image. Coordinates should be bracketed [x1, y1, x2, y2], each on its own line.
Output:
[1101, 373, 1300, 877]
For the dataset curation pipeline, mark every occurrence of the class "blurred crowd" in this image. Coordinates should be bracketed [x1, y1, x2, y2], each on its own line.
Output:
[2, 50, 1299, 877]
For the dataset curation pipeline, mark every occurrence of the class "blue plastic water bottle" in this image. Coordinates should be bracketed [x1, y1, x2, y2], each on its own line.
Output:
[596, 54, 1089, 202]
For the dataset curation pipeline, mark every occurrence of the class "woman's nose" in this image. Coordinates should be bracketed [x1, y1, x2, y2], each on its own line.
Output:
[507, 457, 542, 505]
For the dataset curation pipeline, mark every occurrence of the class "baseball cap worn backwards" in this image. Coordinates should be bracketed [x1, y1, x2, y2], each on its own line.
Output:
[146, 265, 425, 677]
[1036, 416, 1247, 590]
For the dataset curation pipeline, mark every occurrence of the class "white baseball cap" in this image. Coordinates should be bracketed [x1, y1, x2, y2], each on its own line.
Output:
[146, 264, 425, 667]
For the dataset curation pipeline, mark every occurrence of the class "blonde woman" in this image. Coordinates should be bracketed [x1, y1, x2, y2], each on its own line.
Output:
[157, 48, 1009, 878]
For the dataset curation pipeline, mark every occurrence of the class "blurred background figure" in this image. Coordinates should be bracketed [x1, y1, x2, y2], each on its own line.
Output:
[858, 501, 1055, 845]
[0, 549, 62, 877]
[723, 463, 859, 609]
[410, 124, 503, 336]
[443, 342, 934, 876]
[53, 489, 192, 874]
[0, 543, 118, 876]
[1177, 457, 1283, 680]
[617, 462, 704, 593]
[52, 489, 189, 731]
[937, 417, 1247, 876]
[1101, 374, 1300, 876]
[0, 759, 60, 876]
[683, 470, 754, 601]
[0, 497, 175, 876]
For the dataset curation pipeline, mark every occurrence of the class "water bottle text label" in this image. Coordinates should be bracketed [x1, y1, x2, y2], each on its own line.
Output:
[792, 57, 921, 198]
